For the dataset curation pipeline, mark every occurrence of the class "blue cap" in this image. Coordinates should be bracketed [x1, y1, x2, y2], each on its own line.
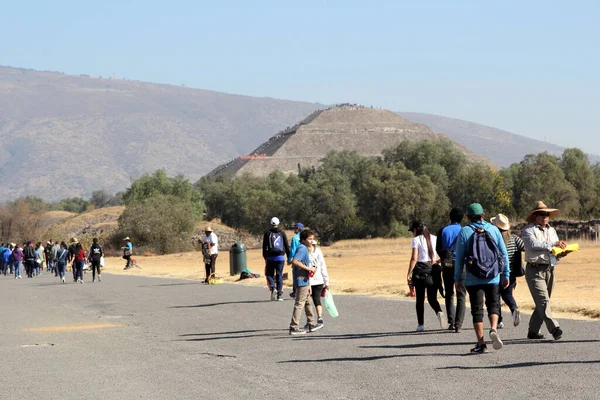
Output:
[291, 222, 304, 229]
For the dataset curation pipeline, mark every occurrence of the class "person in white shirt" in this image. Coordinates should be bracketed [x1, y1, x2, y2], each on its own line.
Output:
[201, 226, 219, 283]
[406, 220, 444, 332]
[305, 239, 330, 330]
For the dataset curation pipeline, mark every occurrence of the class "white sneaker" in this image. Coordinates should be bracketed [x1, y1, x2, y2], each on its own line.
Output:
[498, 321, 505, 329]
[416, 325, 425, 332]
[437, 311, 445, 329]
[489, 329, 503, 350]
[62, 277, 66, 283]
[512, 309, 520, 327]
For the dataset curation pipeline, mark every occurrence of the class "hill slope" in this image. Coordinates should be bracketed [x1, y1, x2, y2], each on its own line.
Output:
[0, 66, 322, 201]
[398, 112, 600, 167]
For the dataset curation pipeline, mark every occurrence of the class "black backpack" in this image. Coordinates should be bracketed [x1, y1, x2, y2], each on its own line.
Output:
[267, 231, 285, 256]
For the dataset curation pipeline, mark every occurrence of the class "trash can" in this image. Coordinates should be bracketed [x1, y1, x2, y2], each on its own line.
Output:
[229, 242, 247, 276]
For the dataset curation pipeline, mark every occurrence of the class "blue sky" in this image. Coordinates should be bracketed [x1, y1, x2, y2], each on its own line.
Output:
[2, 0, 599, 154]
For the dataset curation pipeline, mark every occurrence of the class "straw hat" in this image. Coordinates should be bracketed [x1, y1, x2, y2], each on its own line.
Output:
[204, 226, 213, 232]
[70, 237, 79, 243]
[491, 213, 511, 231]
[526, 201, 559, 223]
[123, 237, 130, 241]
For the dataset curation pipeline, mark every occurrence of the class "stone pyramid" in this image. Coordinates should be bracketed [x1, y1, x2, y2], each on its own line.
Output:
[208, 105, 463, 178]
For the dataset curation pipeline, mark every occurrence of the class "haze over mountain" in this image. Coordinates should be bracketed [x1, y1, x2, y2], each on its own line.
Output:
[1, 66, 592, 202]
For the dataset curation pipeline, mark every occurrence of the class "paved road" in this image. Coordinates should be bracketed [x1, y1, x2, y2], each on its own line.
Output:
[1, 272, 599, 399]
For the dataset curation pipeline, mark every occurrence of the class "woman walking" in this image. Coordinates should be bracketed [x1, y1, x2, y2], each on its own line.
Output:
[73, 242, 86, 283]
[56, 241, 69, 283]
[407, 220, 444, 331]
[491, 214, 524, 328]
[122, 237, 133, 270]
[11, 243, 23, 279]
[306, 239, 330, 330]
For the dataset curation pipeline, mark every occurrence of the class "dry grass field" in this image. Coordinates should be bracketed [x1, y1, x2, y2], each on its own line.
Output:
[103, 237, 600, 320]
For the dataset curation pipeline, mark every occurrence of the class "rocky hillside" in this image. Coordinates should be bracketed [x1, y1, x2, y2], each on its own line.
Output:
[0, 66, 321, 201]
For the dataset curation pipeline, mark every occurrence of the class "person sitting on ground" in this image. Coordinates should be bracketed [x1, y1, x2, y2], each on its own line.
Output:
[407, 220, 444, 332]
[491, 213, 524, 329]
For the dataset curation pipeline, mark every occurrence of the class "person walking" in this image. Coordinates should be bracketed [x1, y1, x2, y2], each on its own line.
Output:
[306, 238, 329, 329]
[407, 220, 444, 332]
[23, 241, 36, 278]
[122, 237, 134, 270]
[522, 201, 570, 340]
[0, 243, 5, 276]
[44, 240, 53, 273]
[3, 244, 13, 276]
[454, 203, 510, 354]
[51, 241, 60, 276]
[88, 237, 103, 282]
[289, 230, 319, 335]
[73, 242, 86, 283]
[436, 207, 466, 333]
[287, 222, 304, 298]
[263, 217, 290, 300]
[34, 242, 45, 276]
[56, 241, 69, 283]
[491, 213, 524, 328]
[68, 238, 79, 282]
[11, 243, 23, 279]
[200, 227, 219, 283]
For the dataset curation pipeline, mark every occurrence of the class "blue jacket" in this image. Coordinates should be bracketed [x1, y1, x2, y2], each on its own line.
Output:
[287, 232, 301, 263]
[3, 248, 11, 264]
[454, 220, 510, 286]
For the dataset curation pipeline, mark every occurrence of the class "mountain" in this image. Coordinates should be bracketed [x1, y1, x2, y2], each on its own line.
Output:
[398, 112, 600, 167]
[208, 105, 487, 178]
[0, 66, 322, 201]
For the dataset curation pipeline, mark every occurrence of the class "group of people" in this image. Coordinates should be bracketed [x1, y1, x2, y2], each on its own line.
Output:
[408, 200, 571, 353]
[262, 218, 330, 335]
[0, 236, 137, 283]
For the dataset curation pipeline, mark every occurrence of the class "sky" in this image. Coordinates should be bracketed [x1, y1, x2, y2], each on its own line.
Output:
[1, 0, 599, 154]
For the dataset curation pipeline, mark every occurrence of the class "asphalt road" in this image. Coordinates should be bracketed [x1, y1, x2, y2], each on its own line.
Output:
[1, 272, 599, 400]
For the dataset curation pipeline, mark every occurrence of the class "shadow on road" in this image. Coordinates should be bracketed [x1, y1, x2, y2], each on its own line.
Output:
[280, 352, 467, 363]
[176, 329, 288, 342]
[438, 360, 600, 369]
[138, 282, 199, 288]
[272, 330, 455, 341]
[170, 300, 273, 308]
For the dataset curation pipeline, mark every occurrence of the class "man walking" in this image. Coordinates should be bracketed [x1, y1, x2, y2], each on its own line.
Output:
[522, 201, 568, 340]
[201, 227, 218, 283]
[289, 230, 319, 335]
[263, 217, 290, 301]
[454, 203, 510, 353]
[436, 207, 466, 333]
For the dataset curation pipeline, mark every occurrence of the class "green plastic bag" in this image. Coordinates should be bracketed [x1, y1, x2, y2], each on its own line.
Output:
[323, 289, 339, 318]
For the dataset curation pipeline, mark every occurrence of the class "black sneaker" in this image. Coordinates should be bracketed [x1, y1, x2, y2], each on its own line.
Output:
[447, 323, 455, 331]
[289, 292, 296, 298]
[551, 327, 563, 340]
[309, 323, 324, 332]
[527, 331, 546, 340]
[317, 317, 324, 325]
[471, 343, 488, 354]
[289, 327, 306, 335]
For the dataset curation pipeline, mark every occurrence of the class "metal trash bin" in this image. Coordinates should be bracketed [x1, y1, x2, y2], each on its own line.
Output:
[229, 242, 247, 276]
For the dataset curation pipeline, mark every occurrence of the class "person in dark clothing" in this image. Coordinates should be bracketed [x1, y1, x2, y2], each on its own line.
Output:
[262, 217, 291, 301]
[23, 241, 36, 278]
[68, 238, 79, 282]
[73, 242, 86, 283]
[436, 207, 466, 333]
[88, 237, 103, 282]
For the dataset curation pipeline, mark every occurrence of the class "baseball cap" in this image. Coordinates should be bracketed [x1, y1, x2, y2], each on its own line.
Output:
[466, 203, 484, 217]
[291, 222, 304, 229]
[270, 217, 280, 226]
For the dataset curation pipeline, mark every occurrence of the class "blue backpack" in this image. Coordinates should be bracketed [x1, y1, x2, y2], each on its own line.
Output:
[466, 225, 504, 279]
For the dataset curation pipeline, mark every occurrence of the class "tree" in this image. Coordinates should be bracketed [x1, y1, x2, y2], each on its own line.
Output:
[116, 195, 198, 254]
[90, 190, 113, 209]
[560, 148, 597, 218]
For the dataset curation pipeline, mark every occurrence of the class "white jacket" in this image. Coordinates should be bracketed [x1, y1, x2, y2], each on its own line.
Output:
[308, 247, 329, 286]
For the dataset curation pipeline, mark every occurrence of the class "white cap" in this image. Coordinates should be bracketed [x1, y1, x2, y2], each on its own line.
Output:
[270, 217, 280, 226]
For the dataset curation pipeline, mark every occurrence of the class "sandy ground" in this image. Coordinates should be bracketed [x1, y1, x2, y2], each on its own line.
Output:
[103, 237, 600, 320]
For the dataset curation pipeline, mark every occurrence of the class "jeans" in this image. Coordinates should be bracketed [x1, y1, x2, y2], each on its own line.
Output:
[14, 261, 22, 278]
[442, 267, 466, 328]
[498, 277, 518, 323]
[74, 260, 84, 281]
[265, 260, 285, 296]
[57, 262, 66, 279]
[466, 284, 500, 323]
[414, 280, 442, 326]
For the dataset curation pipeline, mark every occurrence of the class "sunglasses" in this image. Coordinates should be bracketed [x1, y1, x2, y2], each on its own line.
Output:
[535, 212, 550, 217]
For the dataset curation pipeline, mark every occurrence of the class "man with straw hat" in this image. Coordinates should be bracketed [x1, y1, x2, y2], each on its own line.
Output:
[200, 226, 218, 283]
[521, 201, 567, 340]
